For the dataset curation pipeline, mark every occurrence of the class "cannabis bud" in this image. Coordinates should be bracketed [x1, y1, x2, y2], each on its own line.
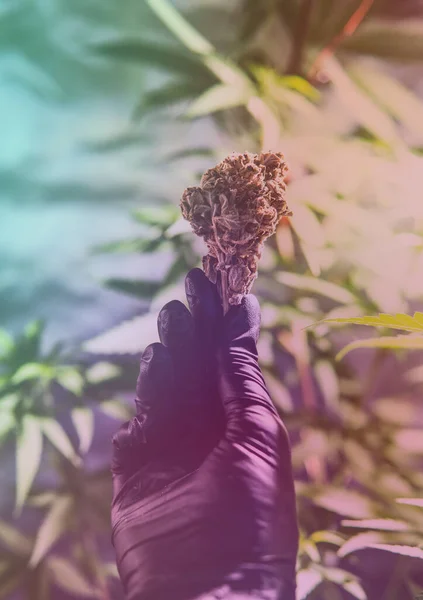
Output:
[180, 151, 292, 314]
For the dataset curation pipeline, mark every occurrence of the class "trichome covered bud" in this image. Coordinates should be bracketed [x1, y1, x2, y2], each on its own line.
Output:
[180, 151, 292, 314]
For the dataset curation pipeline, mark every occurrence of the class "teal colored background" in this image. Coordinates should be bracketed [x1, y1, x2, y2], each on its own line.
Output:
[0, 0, 220, 344]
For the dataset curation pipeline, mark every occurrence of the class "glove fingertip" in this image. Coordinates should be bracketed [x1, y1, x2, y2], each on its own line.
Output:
[185, 268, 222, 320]
[224, 293, 261, 344]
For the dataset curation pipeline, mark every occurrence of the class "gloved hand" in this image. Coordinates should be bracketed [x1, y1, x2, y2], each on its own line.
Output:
[111, 268, 299, 600]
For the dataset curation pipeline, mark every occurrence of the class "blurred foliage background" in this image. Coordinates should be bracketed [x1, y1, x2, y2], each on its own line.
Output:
[2, 0, 423, 598]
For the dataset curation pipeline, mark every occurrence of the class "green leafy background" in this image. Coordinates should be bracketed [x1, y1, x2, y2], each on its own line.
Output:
[2, 0, 423, 598]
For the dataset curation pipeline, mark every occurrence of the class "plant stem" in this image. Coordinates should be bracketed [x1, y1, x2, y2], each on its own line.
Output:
[219, 264, 230, 315]
[308, 0, 375, 77]
[286, 0, 315, 75]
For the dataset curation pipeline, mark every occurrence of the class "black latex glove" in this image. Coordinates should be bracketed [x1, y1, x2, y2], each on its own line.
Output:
[111, 268, 299, 600]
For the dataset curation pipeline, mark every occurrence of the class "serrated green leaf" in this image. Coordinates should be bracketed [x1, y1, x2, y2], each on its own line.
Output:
[139, 78, 213, 114]
[104, 278, 163, 299]
[282, 75, 320, 101]
[12, 363, 54, 384]
[55, 367, 84, 396]
[318, 313, 423, 333]
[310, 530, 345, 546]
[132, 205, 179, 228]
[146, 0, 253, 91]
[341, 519, 409, 532]
[296, 568, 323, 600]
[48, 557, 96, 597]
[86, 362, 121, 384]
[94, 37, 207, 77]
[97, 400, 132, 421]
[164, 146, 215, 162]
[71, 408, 94, 454]
[29, 495, 73, 567]
[0, 520, 32, 555]
[83, 312, 160, 355]
[336, 335, 423, 361]
[39, 418, 80, 466]
[16, 415, 44, 510]
[338, 532, 386, 558]
[186, 83, 251, 117]
[146, 0, 214, 55]
[91, 235, 169, 255]
[302, 539, 320, 563]
[342, 580, 367, 600]
[252, 66, 321, 126]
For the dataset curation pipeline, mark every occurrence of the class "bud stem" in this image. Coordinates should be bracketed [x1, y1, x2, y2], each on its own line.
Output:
[220, 267, 230, 316]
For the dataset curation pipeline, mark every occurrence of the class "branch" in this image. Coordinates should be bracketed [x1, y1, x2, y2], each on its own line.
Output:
[286, 0, 315, 75]
[308, 0, 375, 78]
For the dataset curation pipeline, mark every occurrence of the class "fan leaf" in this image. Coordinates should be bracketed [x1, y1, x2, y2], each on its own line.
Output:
[83, 312, 160, 355]
[98, 399, 133, 421]
[94, 38, 206, 77]
[92, 236, 169, 255]
[104, 278, 163, 299]
[145, 0, 253, 91]
[71, 408, 94, 455]
[341, 519, 410, 532]
[39, 418, 80, 466]
[336, 335, 423, 361]
[29, 495, 73, 567]
[296, 568, 323, 600]
[318, 312, 423, 332]
[186, 83, 252, 117]
[48, 557, 96, 597]
[338, 532, 386, 558]
[0, 520, 32, 555]
[16, 416, 43, 511]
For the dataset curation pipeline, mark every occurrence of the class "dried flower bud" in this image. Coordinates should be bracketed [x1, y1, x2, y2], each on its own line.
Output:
[180, 151, 292, 314]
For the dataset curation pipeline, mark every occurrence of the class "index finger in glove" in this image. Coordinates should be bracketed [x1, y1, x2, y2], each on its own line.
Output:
[217, 294, 280, 445]
[111, 342, 174, 494]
